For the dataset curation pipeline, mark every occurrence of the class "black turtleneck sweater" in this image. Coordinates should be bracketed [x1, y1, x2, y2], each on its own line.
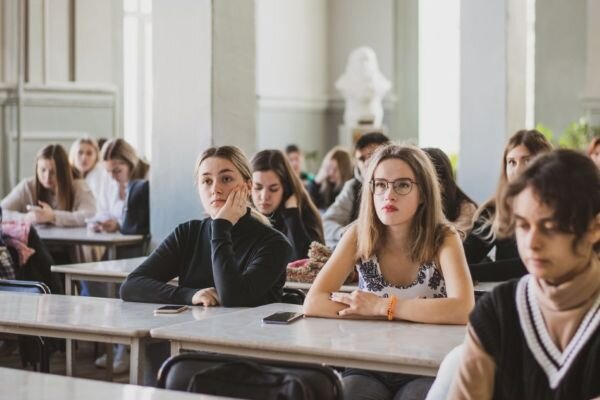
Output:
[270, 207, 317, 261]
[120, 209, 292, 307]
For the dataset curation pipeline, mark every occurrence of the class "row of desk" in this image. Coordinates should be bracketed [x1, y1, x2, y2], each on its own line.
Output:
[0, 291, 467, 384]
[1, 226, 498, 390]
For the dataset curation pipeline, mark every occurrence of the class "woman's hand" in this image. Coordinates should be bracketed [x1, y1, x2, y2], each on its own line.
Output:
[215, 185, 248, 225]
[25, 201, 55, 224]
[192, 287, 220, 306]
[284, 194, 298, 209]
[331, 290, 389, 318]
[99, 219, 119, 233]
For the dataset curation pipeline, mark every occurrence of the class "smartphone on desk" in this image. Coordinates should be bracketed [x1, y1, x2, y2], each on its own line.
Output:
[262, 312, 304, 325]
[154, 305, 188, 315]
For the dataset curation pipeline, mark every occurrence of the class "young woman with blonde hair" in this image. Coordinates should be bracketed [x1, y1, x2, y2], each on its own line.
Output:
[304, 144, 474, 399]
[2, 144, 95, 226]
[69, 138, 108, 202]
[251, 149, 324, 260]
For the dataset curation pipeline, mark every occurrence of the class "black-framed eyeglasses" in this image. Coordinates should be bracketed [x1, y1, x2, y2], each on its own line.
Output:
[370, 178, 417, 196]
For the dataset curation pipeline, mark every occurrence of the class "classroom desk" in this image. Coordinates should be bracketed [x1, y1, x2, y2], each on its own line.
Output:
[285, 281, 500, 293]
[37, 226, 145, 260]
[151, 303, 467, 377]
[0, 292, 241, 384]
[0, 367, 235, 400]
[51, 257, 148, 295]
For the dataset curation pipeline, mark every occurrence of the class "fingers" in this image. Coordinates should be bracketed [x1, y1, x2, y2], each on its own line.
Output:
[330, 292, 352, 305]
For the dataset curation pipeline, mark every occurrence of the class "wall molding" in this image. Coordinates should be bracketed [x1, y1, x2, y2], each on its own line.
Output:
[0, 83, 116, 107]
[258, 94, 398, 112]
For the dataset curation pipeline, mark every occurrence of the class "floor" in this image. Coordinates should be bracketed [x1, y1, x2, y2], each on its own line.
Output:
[0, 337, 130, 383]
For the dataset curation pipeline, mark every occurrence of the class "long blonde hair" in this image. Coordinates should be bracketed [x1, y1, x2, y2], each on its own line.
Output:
[68, 138, 100, 178]
[474, 129, 553, 240]
[195, 146, 270, 226]
[355, 144, 450, 263]
[100, 138, 150, 180]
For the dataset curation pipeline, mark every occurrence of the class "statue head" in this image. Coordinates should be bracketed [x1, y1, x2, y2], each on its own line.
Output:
[346, 47, 379, 77]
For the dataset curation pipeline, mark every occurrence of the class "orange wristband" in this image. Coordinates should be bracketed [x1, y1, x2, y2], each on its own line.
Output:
[387, 295, 397, 321]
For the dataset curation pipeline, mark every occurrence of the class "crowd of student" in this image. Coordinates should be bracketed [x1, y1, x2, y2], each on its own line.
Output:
[0, 129, 599, 399]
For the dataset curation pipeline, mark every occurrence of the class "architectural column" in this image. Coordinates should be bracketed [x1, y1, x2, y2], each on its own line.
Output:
[212, 0, 256, 154]
[582, 0, 600, 126]
[458, 0, 509, 203]
[151, 0, 212, 241]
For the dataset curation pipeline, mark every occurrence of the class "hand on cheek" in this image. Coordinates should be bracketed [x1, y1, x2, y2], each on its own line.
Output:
[214, 185, 248, 225]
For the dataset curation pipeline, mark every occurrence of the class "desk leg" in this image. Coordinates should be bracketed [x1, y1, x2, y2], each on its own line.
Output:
[65, 274, 72, 296]
[106, 245, 117, 260]
[66, 339, 75, 376]
[130, 339, 146, 385]
[106, 344, 114, 381]
[170, 341, 181, 357]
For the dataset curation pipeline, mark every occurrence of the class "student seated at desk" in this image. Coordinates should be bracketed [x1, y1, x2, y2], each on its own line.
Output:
[463, 129, 552, 281]
[303, 144, 474, 400]
[1, 144, 96, 227]
[69, 138, 110, 202]
[448, 150, 600, 399]
[121, 145, 291, 307]
[251, 149, 324, 261]
[90, 138, 150, 239]
[307, 146, 353, 210]
[422, 147, 478, 238]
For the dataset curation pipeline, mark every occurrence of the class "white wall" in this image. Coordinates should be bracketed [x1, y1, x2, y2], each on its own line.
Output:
[256, 0, 329, 156]
[151, 0, 212, 242]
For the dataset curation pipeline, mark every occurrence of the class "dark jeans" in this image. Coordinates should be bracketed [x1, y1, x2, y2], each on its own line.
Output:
[343, 369, 434, 400]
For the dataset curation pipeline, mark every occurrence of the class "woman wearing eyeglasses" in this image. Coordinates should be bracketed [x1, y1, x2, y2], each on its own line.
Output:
[304, 144, 474, 400]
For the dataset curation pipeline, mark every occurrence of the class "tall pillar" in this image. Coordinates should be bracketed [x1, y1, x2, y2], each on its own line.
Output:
[582, 0, 600, 126]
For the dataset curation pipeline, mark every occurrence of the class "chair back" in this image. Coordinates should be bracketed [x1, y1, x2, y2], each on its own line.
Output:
[282, 287, 306, 305]
[0, 279, 50, 294]
[0, 279, 51, 372]
[157, 352, 343, 400]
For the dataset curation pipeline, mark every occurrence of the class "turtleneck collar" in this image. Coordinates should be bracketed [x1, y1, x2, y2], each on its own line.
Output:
[534, 255, 600, 311]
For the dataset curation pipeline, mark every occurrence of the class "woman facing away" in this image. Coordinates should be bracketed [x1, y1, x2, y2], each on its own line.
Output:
[463, 129, 553, 281]
[422, 147, 478, 238]
[1, 144, 96, 227]
[308, 146, 354, 210]
[251, 149, 324, 261]
[304, 144, 474, 400]
[448, 149, 600, 399]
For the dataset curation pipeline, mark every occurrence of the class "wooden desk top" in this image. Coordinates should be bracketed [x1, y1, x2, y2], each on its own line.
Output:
[0, 292, 240, 337]
[151, 303, 467, 376]
[37, 226, 144, 245]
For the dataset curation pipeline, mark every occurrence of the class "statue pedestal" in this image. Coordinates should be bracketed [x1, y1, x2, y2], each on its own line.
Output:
[338, 125, 387, 148]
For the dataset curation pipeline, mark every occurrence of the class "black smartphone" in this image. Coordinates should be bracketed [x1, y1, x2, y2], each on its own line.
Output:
[262, 312, 304, 325]
[154, 305, 188, 314]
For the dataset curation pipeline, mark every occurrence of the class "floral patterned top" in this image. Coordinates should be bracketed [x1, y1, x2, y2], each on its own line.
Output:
[356, 255, 447, 299]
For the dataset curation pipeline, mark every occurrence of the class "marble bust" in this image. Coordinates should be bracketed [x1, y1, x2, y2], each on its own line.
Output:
[335, 47, 391, 128]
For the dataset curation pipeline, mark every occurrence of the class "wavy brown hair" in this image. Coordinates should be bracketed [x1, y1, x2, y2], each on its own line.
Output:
[34, 144, 76, 211]
[355, 144, 451, 263]
[251, 149, 324, 243]
[100, 138, 150, 180]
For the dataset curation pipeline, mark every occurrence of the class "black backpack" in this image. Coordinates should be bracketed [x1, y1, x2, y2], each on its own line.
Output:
[157, 353, 343, 400]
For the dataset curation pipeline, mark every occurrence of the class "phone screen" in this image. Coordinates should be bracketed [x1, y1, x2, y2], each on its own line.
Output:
[154, 305, 187, 314]
[262, 312, 303, 324]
